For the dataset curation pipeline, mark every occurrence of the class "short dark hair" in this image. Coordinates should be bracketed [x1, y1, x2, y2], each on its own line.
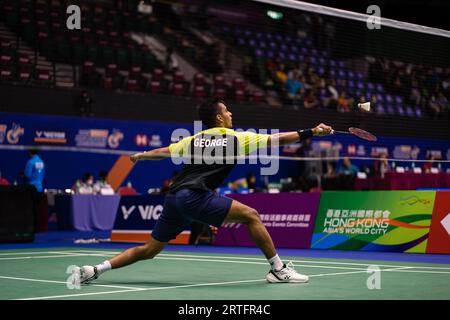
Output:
[198, 98, 224, 128]
[99, 171, 108, 180]
[82, 172, 93, 182]
[28, 147, 38, 156]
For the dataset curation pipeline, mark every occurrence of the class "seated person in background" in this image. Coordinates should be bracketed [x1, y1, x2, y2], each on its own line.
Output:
[94, 171, 115, 195]
[323, 162, 338, 179]
[0, 170, 10, 185]
[74, 173, 95, 194]
[338, 157, 359, 176]
[337, 91, 350, 112]
[374, 153, 391, 177]
[275, 63, 288, 84]
[303, 90, 319, 109]
[231, 172, 260, 192]
[422, 155, 435, 173]
[285, 71, 304, 105]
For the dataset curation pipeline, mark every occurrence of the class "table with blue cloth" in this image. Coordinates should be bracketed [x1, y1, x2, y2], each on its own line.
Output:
[53, 194, 121, 231]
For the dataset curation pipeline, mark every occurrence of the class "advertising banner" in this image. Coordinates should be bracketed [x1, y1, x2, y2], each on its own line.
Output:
[110, 195, 190, 244]
[427, 191, 450, 254]
[311, 191, 435, 253]
[213, 193, 320, 248]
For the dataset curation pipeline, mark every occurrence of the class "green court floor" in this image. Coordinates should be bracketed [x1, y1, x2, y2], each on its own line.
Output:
[0, 248, 449, 300]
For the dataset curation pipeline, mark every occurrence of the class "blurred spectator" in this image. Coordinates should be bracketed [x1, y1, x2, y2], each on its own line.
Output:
[76, 90, 94, 117]
[74, 173, 95, 194]
[94, 171, 115, 195]
[437, 92, 449, 117]
[287, 63, 303, 80]
[338, 157, 359, 176]
[422, 155, 435, 173]
[428, 94, 441, 118]
[246, 172, 258, 191]
[323, 162, 338, 179]
[231, 172, 260, 192]
[275, 64, 288, 84]
[337, 91, 350, 112]
[285, 71, 304, 105]
[119, 181, 139, 195]
[165, 46, 179, 72]
[303, 90, 319, 109]
[0, 170, 10, 185]
[324, 79, 338, 109]
[25, 148, 45, 193]
[374, 153, 390, 178]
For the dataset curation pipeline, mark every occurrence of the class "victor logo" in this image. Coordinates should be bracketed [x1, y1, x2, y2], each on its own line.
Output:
[121, 205, 163, 220]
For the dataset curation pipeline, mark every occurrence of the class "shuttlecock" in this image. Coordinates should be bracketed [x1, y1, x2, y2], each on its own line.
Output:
[358, 102, 371, 112]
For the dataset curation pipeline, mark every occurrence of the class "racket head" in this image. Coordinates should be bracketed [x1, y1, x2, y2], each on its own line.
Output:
[348, 127, 377, 141]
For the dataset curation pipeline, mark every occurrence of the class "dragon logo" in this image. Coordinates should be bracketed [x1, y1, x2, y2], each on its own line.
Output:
[6, 123, 24, 145]
[108, 129, 124, 149]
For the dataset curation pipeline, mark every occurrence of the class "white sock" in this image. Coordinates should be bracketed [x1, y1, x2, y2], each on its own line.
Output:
[268, 254, 284, 271]
[95, 260, 112, 275]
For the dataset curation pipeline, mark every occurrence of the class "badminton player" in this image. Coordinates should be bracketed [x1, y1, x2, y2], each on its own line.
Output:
[73, 99, 333, 284]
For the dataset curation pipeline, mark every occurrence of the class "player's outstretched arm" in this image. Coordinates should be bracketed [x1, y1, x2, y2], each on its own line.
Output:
[268, 123, 333, 147]
[130, 147, 170, 163]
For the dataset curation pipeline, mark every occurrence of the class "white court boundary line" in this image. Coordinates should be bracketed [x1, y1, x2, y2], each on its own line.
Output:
[62, 249, 450, 271]
[0, 275, 146, 290]
[17, 278, 267, 300]
[0, 254, 106, 261]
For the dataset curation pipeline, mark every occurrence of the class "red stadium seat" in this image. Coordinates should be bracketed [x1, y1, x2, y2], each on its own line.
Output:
[214, 88, 226, 100]
[150, 81, 161, 94]
[153, 68, 164, 81]
[172, 83, 184, 96]
[83, 61, 95, 74]
[234, 89, 245, 103]
[252, 91, 264, 104]
[129, 66, 142, 80]
[18, 71, 31, 82]
[0, 54, 13, 66]
[194, 73, 205, 86]
[194, 85, 206, 98]
[233, 77, 245, 90]
[173, 71, 185, 83]
[0, 68, 13, 82]
[103, 76, 113, 89]
[214, 75, 225, 88]
[127, 79, 139, 92]
[106, 64, 118, 77]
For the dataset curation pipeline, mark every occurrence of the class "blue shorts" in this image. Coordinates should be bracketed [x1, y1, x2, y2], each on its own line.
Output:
[152, 188, 233, 243]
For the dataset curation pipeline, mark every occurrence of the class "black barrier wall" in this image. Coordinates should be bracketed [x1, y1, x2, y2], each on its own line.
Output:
[0, 185, 36, 243]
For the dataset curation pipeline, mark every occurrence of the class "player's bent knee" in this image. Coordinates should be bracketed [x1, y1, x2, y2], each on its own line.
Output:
[245, 208, 261, 224]
[142, 244, 163, 259]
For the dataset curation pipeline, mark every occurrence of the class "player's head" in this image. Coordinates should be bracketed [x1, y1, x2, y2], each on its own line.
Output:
[198, 98, 233, 129]
[82, 172, 94, 185]
[28, 147, 38, 158]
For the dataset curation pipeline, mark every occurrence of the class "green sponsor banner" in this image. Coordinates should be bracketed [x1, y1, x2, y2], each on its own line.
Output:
[311, 191, 435, 253]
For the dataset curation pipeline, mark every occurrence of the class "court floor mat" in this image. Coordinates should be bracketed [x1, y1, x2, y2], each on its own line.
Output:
[0, 247, 449, 300]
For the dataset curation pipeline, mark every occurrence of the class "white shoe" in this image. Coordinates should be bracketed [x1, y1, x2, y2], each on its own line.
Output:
[72, 265, 99, 284]
[266, 262, 309, 283]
